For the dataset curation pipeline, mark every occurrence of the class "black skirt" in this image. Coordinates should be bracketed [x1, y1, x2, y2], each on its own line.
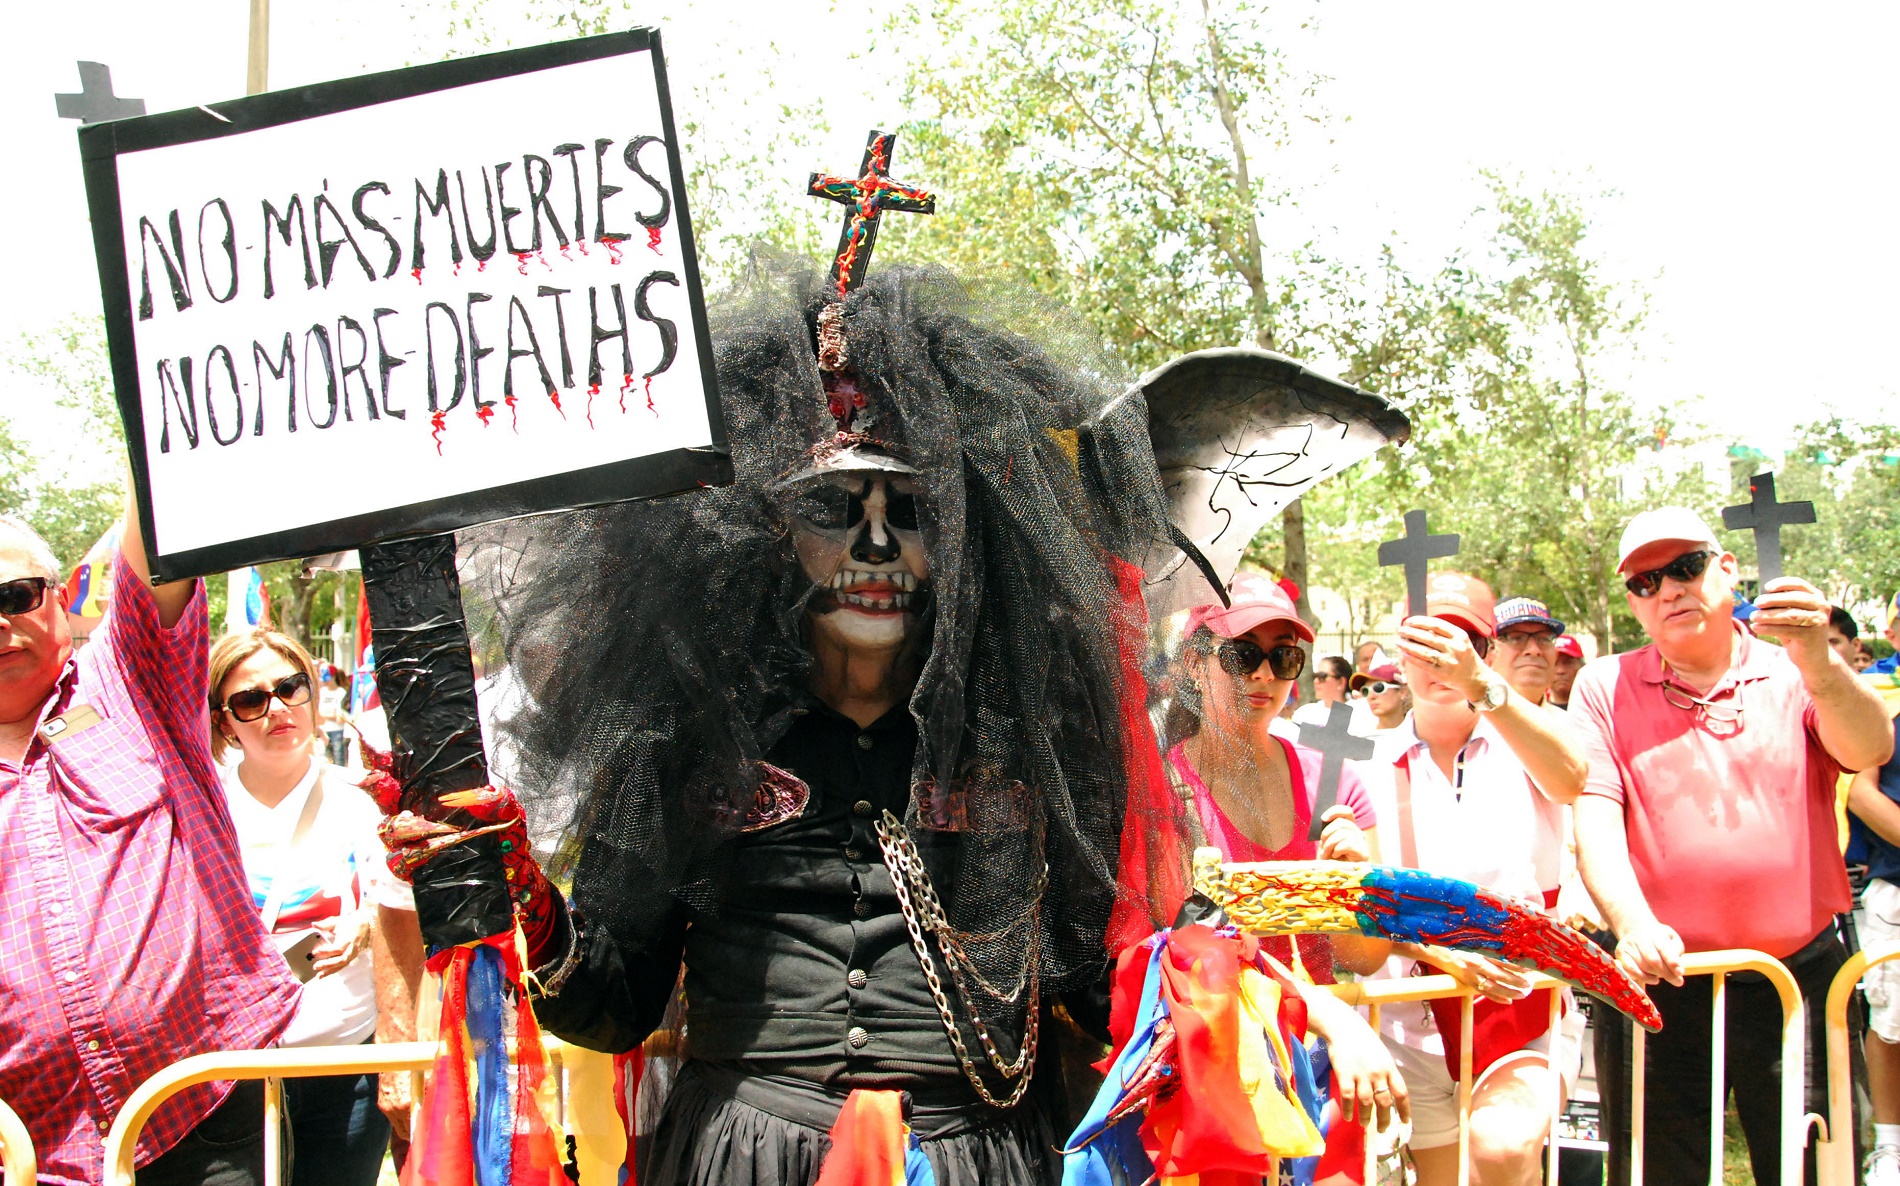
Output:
[636, 1061, 1068, 1186]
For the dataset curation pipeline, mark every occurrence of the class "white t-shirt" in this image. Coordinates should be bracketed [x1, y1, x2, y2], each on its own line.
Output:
[222, 757, 408, 1046]
[1350, 717, 1566, 1053]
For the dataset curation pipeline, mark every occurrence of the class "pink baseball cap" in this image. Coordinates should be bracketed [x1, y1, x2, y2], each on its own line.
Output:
[1183, 573, 1317, 645]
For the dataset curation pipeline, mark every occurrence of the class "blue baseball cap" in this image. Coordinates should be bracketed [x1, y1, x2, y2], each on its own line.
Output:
[1494, 596, 1565, 636]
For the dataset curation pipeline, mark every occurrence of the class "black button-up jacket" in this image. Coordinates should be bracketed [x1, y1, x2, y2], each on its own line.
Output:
[532, 700, 1003, 1096]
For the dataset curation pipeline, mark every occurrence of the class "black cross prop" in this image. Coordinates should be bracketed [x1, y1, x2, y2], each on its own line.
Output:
[1721, 470, 1814, 585]
[808, 130, 936, 299]
[1378, 509, 1460, 620]
[54, 62, 145, 125]
[1300, 700, 1376, 841]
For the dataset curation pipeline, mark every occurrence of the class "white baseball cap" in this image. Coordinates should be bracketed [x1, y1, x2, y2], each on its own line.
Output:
[1616, 507, 1722, 575]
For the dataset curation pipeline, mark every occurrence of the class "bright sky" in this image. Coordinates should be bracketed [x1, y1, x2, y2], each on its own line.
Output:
[5, 0, 1896, 459]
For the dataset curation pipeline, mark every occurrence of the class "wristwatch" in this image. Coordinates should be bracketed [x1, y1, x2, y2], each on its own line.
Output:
[1470, 674, 1509, 713]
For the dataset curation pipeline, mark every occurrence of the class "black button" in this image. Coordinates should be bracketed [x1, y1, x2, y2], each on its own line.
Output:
[844, 847, 863, 861]
[847, 968, 869, 989]
[847, 1026, 871, 1049]
[852, 800, 876, 818]
[853, 899, 872, 918]
[856, 734, 874, 751]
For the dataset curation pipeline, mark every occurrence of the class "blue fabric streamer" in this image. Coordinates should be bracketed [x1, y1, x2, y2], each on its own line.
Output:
[1284, 1034, 1330, 1186]
[1062, 938, 1169, 1186]
[465, 944, 514, 1186]
[903, 1129, 937, 1186]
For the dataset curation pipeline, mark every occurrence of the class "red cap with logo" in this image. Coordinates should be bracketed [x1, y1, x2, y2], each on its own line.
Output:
[1554, 634, 1585, 660]
[1411, 571, 1497, 639]
[1183, 573, 1318, 645]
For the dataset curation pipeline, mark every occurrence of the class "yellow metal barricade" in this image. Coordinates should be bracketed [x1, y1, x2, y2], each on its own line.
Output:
[101, 1039, 630, 1186]
[0, 1095, 37, 1186]
[1330, 949, 1810, 1186]
[1821, 940, 1900, 1185]
[102, 948, 1825, 1186]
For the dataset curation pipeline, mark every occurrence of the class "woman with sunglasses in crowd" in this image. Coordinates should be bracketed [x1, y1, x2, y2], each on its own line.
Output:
[1346, 573, 1586, 1186]
[1155, 573, 1412, 1133]
[208, 629, 419, 1186]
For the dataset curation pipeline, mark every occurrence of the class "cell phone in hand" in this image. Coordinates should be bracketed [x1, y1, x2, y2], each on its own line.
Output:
[277, 929, 324, 983]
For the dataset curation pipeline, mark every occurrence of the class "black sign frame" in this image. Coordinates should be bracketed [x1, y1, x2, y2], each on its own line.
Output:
[78, 27, 731, 582]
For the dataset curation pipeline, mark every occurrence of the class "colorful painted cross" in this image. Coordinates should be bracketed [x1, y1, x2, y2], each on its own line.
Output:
[54, 62, 146, 125]
[1300, 700, 1375, 841]
[1722, 470, 1815, 585]
[808, 130, 936, 300]
[1379, 509, 1460, 619]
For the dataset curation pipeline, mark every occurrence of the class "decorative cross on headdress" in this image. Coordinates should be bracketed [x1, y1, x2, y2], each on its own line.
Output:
[808, 130, 936, 301]
[1300, 701, 1376, 841]
[1379, 509, 1461, 618]
[1722, 470, 1814, 585]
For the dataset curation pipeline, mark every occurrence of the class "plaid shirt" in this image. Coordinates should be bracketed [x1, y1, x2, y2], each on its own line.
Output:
[0, 555, 300, 1185]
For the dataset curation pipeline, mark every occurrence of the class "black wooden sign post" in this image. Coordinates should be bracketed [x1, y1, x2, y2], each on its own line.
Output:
[1722, 471, 1815, 586]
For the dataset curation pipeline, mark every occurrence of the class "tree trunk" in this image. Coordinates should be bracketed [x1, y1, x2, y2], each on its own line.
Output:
[1283, 498, 1316, 701]
[280, 573, 316, 650]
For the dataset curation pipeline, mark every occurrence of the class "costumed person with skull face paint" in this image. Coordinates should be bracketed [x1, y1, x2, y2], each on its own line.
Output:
[430, 236, 1183, 1185]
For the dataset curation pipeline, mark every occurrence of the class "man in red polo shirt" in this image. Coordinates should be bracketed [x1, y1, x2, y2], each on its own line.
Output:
[1572, 505, 1893, 1186]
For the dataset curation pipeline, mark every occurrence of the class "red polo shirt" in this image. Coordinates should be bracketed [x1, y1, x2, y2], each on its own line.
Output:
[1571, 623, 1848, 958]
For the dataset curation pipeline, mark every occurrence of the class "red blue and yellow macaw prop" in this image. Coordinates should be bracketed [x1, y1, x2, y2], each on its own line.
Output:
[1199, 854, 1661, 1032]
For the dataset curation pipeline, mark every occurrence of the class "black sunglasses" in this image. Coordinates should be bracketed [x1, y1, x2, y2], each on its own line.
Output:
[1216, 639, 1306, 681]
[793, 481, 921, 533]
[0, 577, 51, 616]
[220, 671, 313, 722]
[1625, 550, 1714, 599]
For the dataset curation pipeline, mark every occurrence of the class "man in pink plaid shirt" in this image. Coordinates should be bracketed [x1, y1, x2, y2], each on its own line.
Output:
[0, 495, 300, 1186]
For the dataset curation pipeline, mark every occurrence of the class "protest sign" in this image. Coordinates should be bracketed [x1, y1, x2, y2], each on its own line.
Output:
[79, 28, 728, 581]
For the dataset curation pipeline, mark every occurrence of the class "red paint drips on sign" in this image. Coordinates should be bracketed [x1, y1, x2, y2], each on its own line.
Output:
[430, 411, 447, 454]
[647, 226, 663, 255]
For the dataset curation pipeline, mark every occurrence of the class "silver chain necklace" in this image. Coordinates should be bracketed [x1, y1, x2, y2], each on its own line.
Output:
[874, 809, 1044, 1109]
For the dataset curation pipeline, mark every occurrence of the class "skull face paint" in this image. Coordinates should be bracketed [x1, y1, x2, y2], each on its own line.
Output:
[793, 474, 930, 650]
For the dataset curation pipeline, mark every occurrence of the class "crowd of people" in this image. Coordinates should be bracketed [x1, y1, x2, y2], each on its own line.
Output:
[3, 486, 1899, 1186]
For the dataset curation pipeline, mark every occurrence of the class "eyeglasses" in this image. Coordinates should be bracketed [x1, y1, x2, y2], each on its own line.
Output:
[220, 671, 313, 722]
[1216, 639, 1306, 681]
[0, 577, 51, 616]
[1497, 629, 1558, 649]
[1463, 630, 1492, 659]
[1315, 671, 1346, 683]
[1659, 679, 1744, 735]
[1358, 680, 1402, 695]
[1625, 550, 1715, 599]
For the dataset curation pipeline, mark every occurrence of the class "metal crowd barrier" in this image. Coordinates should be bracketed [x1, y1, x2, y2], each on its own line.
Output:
[1822, 939, 1900, 1186]
[0, 1094, 36, 1186]
[1330, 948, 1811, 1186]
[96, 948, 1819, 1186]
